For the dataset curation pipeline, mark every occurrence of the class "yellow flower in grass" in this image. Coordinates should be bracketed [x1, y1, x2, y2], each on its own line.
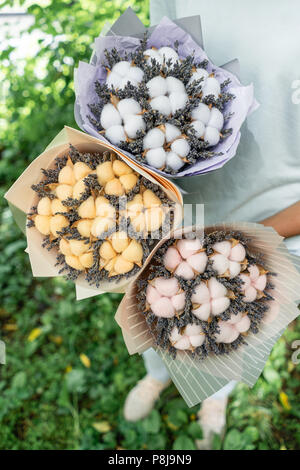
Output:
[80, 353, 91, 368]
[28, 328, 42, 342]
[279, 391, 291, 411]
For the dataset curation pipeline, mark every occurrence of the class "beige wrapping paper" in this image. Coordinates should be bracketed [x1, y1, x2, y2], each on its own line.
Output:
[115, 222, 300, 406]
[5, 126, 183, 300]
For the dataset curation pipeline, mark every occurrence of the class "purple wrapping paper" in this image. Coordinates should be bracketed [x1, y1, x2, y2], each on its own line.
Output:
[74, 13, 258, 178]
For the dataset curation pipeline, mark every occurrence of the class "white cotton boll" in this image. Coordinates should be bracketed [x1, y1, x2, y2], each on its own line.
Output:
[188, 69, 208, 86]
[170, 138, 190, 157]
[166, 76, 185, 94]
[164, 123, 181, 142]
[146, 76, 167, 98]
[166, 151, 184, 171]
[158, 46, 179, 64]
[202, 76, 221, 98]
[211, 297, 230, 316]
[146, 147, 166, 169]
[119, 76, 138, 89]
[144, 49, 163, 66]
[123, 115, 146, 139]
[190, 120, 205, 138]
[196, 68, 209, 81]
[169, 92, 188, 114]
[143, 128, 165, 150]
[127, 66, 144, 83]
[208, 107, 224, 131]
[111, 61, 131, 76]
[100, 103, 122, 130]
[211, 253, 229, 275]
[106, 71, 122, 89]
[191, 103, 211, 124]
[117, 98, 141, 118]
[105, 125, 126, 145]
[192, 303, 211, 321]
[150, 96, 172, 116]
[204, 126, 220, 146]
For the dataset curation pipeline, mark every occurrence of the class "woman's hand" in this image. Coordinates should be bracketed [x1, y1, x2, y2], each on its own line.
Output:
[260, 201, 300, 238]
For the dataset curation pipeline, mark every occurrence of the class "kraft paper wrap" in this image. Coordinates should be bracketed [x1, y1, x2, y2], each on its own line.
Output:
[5, 126, 183, 300]
[115, 222, 300, 406]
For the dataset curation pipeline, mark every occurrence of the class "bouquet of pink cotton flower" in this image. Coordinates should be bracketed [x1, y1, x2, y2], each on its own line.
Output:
[115, 222, 300, 406]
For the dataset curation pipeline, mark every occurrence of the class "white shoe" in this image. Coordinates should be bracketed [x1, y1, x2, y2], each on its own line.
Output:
[195, 397, 228, 450]
[124, 375, 171, 422]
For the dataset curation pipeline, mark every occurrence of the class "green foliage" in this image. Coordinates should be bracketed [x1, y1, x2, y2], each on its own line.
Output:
[1, 0, 300, 451]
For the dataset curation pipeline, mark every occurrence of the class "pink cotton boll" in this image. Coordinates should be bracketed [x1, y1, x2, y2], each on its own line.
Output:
[151, 297, 175, 318]
[208, 277, 228, 299]
[211, 297, 230, 316]
[213, 241, 231, 257]
[185, 324, 203, 337]
[154, 277, 179, 297]
[211, 254, 229, 275]
[239, 273, 251, 290]
[177, 238, 202, 259]
[164, 246, 182, 271]
[215, 322, 238, 344]
[236, 316, 251, 333]
[263, 302, 280, 324]
[171, 293, 186, 311]
[174, 336, 191, 350]
[187, 252, 208, 273]
[169, 326, 181, 344]
[146, 284, 161, 305]
[248, 264, 260, 280]
[229, 261, 241, 278]
[230, 243, 246, 262]
[228, 313, 243, 324]
[191, 282, 210, 304]
[254, 274, 267, 291]
[244, 286, 257, 302]
[190, 334, 205, 348]
[192, 303, 211, 321]
[175, 261, 195, 280]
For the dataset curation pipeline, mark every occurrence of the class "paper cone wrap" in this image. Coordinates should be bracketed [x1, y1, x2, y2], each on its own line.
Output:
[115, 222, 300, 406]
[5, 126, 183, 300]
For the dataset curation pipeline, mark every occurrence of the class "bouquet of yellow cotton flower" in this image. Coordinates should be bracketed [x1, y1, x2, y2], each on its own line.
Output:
[115, 222, 300, 406]
[5, 126, 182, 300]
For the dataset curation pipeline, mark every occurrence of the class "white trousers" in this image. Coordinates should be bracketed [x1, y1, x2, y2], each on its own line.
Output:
[143, 348, 237, 400]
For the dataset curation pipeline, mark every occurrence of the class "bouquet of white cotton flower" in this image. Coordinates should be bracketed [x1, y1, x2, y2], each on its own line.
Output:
[74, 8, 257, 186]
[115, 222, 300, 407]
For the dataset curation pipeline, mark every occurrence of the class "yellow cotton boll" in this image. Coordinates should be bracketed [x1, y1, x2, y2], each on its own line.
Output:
[143, 189, 162, 208]
[105, 178, 125, 196]
[91, 216, 115, 237]
[114, 256, 134, 275]
[95, 196, 116, 218]
[79, 252, 94, 268]
[69, 239, 89, 256]
[99, 240, 116, 260]
[56, 184, 73, 201]
[104, 257, 116, 273]
[51, 198, 68, 214]
[37, 197, 52, 216]
[65, 255, 84, 271]
[58, 165, 76, 185]
[112, 160, 133, 176]
[122, 239, 143, 264]
[73, 179, 87, 200]
[59, 238, 72, 256]
[77, 219, 93, 238]
[73, 162, 91, 181]
[50, 214, 69, 237]
[96, 161, 114, 186]
[35, 215, 51, 235]
[119, 173, 138, 192]
[78, 196, 96, 219]
[145, 207, 164, 232]
[111, 231, 129, 253]
[126, 194, 143, 217]
[131, 212, 146, 232]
